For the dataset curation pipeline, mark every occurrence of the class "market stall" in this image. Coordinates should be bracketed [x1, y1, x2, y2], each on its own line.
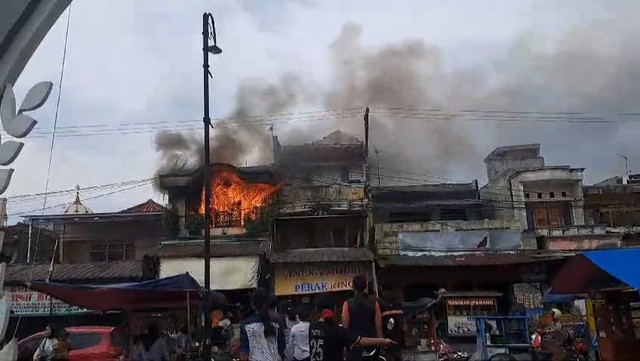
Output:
[474, 315, 531, 360]
[25, 273, 229, 358]
[401, 297, 440, 361]
[550, 248, 640, 361]
[442, 292, 501, 337]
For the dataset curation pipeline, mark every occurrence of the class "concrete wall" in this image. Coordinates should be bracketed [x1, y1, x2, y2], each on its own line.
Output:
[534, 224, 606, 237]
[286, 165, 365, 185]
[375, 218, 524, 255]
[486, 168, 585, 230]
[485, 157, 544, 183]
[56, 218, 165, 263]
[543, 235, 622, 250]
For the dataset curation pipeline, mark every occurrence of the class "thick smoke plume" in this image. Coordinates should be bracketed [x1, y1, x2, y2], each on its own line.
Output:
[156, 1, 640, 184]
[154, 73, 311, 179]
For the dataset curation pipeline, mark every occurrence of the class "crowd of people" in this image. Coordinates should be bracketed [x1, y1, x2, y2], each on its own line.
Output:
[238, 275, 396, 361]
[30, 275, 393, 361]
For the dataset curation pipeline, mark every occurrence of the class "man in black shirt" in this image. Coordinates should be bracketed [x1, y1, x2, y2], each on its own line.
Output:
[310, 294, 394, 361]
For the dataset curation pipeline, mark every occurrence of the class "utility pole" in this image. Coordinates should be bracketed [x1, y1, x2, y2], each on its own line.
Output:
[363, 108, 377, 297]
[374, 148, 381, 187]
[202, 12, 222, 354]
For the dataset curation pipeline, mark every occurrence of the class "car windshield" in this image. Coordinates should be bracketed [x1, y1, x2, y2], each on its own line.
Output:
[69, 333, 102, 350]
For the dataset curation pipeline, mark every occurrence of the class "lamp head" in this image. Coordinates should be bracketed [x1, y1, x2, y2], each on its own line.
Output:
[207, 45, 222, 55]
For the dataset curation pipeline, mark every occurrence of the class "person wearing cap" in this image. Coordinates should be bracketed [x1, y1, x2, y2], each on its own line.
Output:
[311, 294, 395, 361]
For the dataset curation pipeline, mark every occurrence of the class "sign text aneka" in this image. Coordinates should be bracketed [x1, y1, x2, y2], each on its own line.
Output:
[274, 263, 366, 296]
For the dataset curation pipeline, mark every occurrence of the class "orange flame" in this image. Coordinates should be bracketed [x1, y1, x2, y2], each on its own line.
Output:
[199, 168, 282, 227]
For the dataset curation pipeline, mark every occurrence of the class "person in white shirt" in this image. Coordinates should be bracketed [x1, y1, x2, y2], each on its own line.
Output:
[33, 324, 57, 361]
[289, 305, 310, 361]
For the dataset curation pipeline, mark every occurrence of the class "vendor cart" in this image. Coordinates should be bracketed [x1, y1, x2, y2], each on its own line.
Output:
[474, 315, 532, 361]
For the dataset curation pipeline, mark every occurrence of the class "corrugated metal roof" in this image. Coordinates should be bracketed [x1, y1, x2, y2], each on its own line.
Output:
[6, 261, 144, 283]
[120, 199, 165, 214]
[270, 247, 374, 263]
[378, 252, 567, 267]
[158, 240, 269, 258]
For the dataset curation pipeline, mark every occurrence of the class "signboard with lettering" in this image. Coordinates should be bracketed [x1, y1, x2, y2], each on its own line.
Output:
[445, 297, 498, 336]
[446, 298, 495, 307]
[7, 287, 87, 316]
[274, 263, 368, 296]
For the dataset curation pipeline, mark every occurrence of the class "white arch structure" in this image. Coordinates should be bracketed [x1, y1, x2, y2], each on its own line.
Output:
[0, 1, 72, 355]
[0, 0, 71, 87]
[0, 0, 71, 195]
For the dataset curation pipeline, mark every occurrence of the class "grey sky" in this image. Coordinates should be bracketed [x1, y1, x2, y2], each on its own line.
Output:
[6, 0, 638, 221]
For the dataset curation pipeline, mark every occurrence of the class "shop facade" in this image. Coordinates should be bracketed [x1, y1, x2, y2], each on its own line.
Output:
[158, 239, 270, 306]
[4, 261, 145, 340]
[270, 248, 375, 312]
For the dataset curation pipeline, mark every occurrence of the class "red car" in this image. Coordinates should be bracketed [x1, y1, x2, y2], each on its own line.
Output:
[18, 326, 127, 361]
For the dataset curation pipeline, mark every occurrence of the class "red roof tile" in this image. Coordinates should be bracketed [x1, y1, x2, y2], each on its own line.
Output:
[120, 199, 165, 214]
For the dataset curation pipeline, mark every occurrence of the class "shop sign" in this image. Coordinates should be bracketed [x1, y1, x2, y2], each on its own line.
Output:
[274, 263, 367, 296]
[446, 298, 495, 307]
[7, 287, 87, 316]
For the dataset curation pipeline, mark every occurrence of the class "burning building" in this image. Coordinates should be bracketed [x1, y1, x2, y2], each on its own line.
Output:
[156, 129, 374, 298]
[159, 163, 281, 237]
[156, 163, 277, 292]
[269, 130, 375, 302]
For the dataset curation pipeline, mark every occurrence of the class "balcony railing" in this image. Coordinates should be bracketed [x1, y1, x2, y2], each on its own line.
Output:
[533, 224, 607, 237]
[279, 185, 365, 214]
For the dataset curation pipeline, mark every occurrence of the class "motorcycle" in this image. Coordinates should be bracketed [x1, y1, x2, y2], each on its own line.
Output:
[563, 331, 592, 361]
[438, 339, 469, 361]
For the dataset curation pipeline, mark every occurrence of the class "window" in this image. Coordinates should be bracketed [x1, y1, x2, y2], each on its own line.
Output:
[561, 191, 568, 197]
[440, 208, 467, 221]
[549, 192, 555, 199]
[527, 202, 573, 229]
[524, 193, 530, 199]
[537, 193, 543, 199]
[340, 167, 350, 182]
[69, 333, 103, 350]
[90, 242, 135, 262]
[330, 227, 347, 247]
[389, 212, 430, 223]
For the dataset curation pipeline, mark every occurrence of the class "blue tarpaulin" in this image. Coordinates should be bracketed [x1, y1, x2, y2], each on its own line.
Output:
[582, 248, 640, 290]
[542, 292, 588, 303]
[551, 248, 640, 294]
[26, 273, 226, 312]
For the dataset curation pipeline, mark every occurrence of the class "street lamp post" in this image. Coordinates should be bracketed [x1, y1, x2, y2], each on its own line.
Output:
[202, 12, 221, 353]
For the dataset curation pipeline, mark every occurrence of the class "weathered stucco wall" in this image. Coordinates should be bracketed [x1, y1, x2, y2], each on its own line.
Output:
[544, 235, 622, 250]
[375, 219, 523, 255]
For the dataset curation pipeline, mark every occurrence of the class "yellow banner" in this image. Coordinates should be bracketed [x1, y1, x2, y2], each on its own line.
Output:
[274, 263, 368, 296]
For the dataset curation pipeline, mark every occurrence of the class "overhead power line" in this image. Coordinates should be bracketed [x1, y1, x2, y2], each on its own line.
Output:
[9, 180, 153, 217]
[4, 106, 640, 141]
